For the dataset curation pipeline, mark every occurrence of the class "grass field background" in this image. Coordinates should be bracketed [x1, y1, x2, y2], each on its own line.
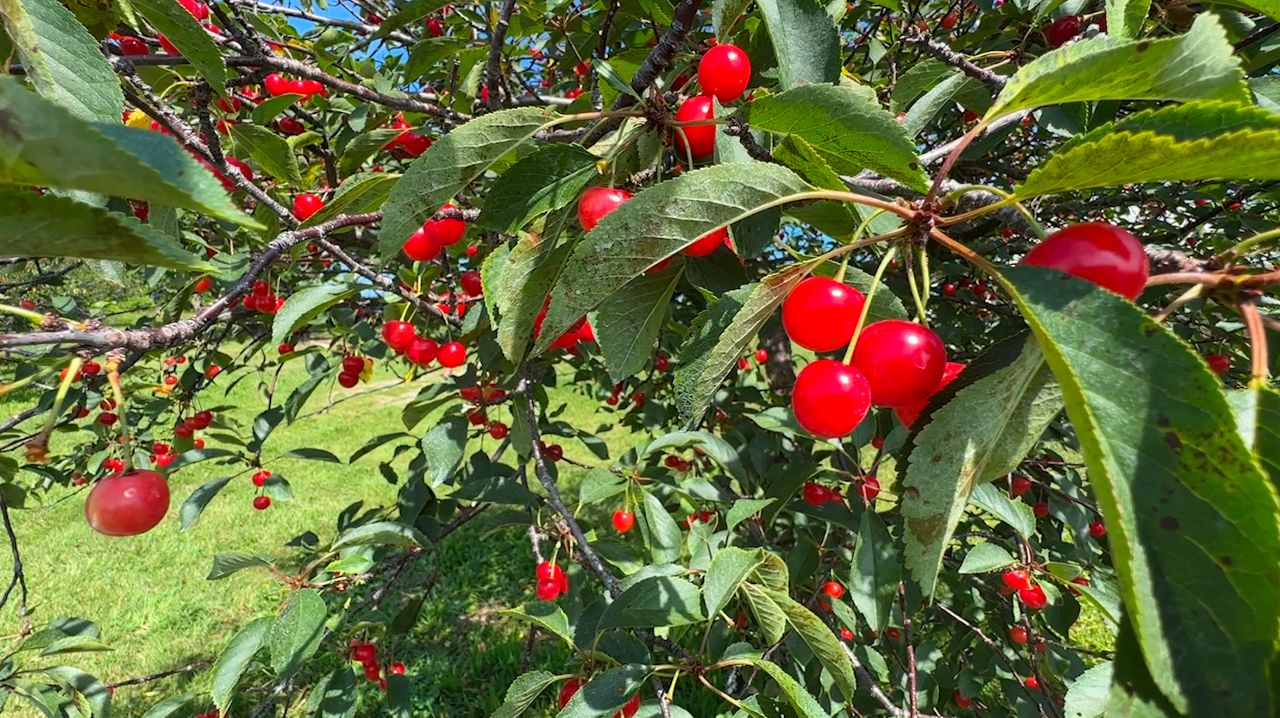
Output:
[1, 354, 1112, 716]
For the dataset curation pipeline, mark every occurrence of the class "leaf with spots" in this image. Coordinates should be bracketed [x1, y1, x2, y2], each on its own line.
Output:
[999, 266, 1280, 716]
[900, 333, 1062, 597]
[1228, 383, 1280, 493]
[594, 262, 683, 384]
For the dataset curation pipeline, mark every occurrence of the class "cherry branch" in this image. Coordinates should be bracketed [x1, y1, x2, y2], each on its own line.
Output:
[229, 0, 416, 43]
[311, 238, 460, 327]
[0, 492, 31, 632]
[902, 28, 1008, 91]
[484, 0, 518, 109]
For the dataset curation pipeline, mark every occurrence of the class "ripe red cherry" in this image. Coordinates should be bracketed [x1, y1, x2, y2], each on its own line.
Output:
[175, 423, 194, 439]
[277, 116, 305, 135]
[822, 581, 844, 600]
[754, 348, 768, 363]
[191, 410, 213, 429]
[1019, 584, 1048, 610]
[578, 320, 596, 343]
[1021, 222, 1148, 300]
[953, 690, 973, 709]
[1024, 675, 1040, 690]
[394, 132, 433, 158]
[459, 270, 484, 297]
[1033, 501, 1050, 517]
[1002, 569, 1031, 590]
[1044, 15, 1080, 47]
[851, 320, 947, 407]
[292, 194, 325, 220]
[1088, 520, 1106, 537]
[422, 203, 467, 245]
[1009, 625, 1029, 644]
[98, 412, 118, 426]
[801, 482, 829, 506]
[388, 661, 405, 675]
[337, 372, 359, 388]
[253, 495, 271, 510]
[382, 321, 417, 353]
[264, 74, 292, 96]
[697, 43, 751, 102]
[488, 422, 509, 439]
[884, 627, 901, 641]
[654, 353, 669, 371]
[1205, 353, 1230, 374]
[782, 277, 866, 352]
[278, 342, 294, 356]
[685, 226, 727, 257]
[116, 34, 149, 55]
[858, 476, 881, 502]
[535, 578, 560, 601]
[536, 561, 564, 583]
[617, 693, 641, 718]
[673, 96, 716, 159]
[341, 356, 365, 374]
[178, 0, 209, 20]
[577, 187, 632, 232]
[194, 276, 213, 293]
[1010, 475, 1032, 497]
[840, 627, 854, 640]
[558, 678, 582, 708]
[437, 342, 466, 368]
[941, 282, 957, 296]
[894, 361, 966, 428]
[941, 12, 958, 28]
[403, 224, 442, 261]
[252, 470, 270, 487]
[612, 510, 635, 533]
[406, 338, 438, 367]
[84, 470, 170, 536]
[791, 360, 872, 438]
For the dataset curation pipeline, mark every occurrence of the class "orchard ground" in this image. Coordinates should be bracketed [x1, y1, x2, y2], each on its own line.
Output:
[0, 356, 1112, 715]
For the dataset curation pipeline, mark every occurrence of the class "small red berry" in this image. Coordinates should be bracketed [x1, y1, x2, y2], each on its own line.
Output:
[337, 372, 359, 388]
[673, 96, 716, 159]
[253, 495, 271, 510]
[292, 193, 325, 221]
[389, 662, 405, 675]
[954, 690, 973, 709]
[801, 482, 829, 506]
[822, 581, 844, 600]
[437, 342, 467, 368]
[859, 476, 881, 502]
[1205, 353, 1230, 374]
[558, 678, 582, 709]
[1022, 222, 1148, 300]
[1044, 15, 1080, 47]
[685, 226, 727, 257]
[782, 277, 867, 353]
[1024, 675, 1040, 690]
[1010, 475, 1032, 497]
[1019, 584, 1048, 610]
[697, 43, 751, 102]
[535, 578, 560, 601]
[840, 627, 854, 640]
[612, 510, 635, 533]
[1002, 569, 1031, 590]
[1088, 520, 1106, 537]
[1033, 501, 1050, 518]
[488, 422, 509, 439]
[791, 360, 872, 438]
[252, 470, 270, 487]
[754, 348, 768, 363]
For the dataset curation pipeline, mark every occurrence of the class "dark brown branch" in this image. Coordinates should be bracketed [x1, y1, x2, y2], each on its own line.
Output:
[485, 0, 519, 109]
[230, 0, 416, 43]
[902, 27, 1008, 91]
[0, 491, 30, 632]
[109, 660, 211, 688]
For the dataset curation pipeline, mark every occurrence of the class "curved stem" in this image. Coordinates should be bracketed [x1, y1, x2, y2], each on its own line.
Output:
[1215, 226, 1280, 264]
[940, 183, 1046, 238]
[843, 245, 899, 364]
[1241, 301, 1270, 386]
[924, 121, 988, 206]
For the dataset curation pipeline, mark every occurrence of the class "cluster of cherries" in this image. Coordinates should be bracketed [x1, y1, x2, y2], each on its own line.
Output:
[349, 640, 406, 689]
[149, 441, 176, 469]
[336, 355, 373, 389]
[176, 410, 214, 439]
[533, 561, 570, 601]
[459, 384, 509, 438]
[669, 42, 754, 159]
[999, 568, 1047, 610]
[238, 280, 287, 315]
[380, 320, 468, 370]
[382, 113, 433, 158]
[403, 203, 468, 260]
[801, 477, 880, 506]
[576, 184, 731, 261]
[60, 360, 101, 384]
[558, 678, 640, 717]
[108, 0, 221, 57]
[1007, 473, 1107, 536]
[251, 470, 273, 511]
[264, 73, 327, 101]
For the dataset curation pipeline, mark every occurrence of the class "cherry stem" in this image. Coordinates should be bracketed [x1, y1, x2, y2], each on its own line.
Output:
[924, 121, 988, 207]
[1240, 300, 1270, 386]
[939, 183, 1046, 238]
[843, 244, 898, 365]
[1214, 226, 1280, 265]
[1152, 284, 1205, 323]
[37, 357, 81, 450]
[106, 368, 132, 472]
[0, 304, 46, 325]
[905, 251, 928, 322]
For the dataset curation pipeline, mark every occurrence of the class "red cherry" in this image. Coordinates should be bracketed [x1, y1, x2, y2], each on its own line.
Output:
[941, 282, 957, 296]
[426, 17, 444, 36]
[578, 320, 596, 343]
[782, 277, 866, 352]
[1088, 520, 1106, 537]
[192, 410, 213, 429]
[116, 34, 149, 55]
[535, 578, 560, 600]
[697, 43, 751, 102]
[153, 453, 174, 468]
[352, 642, 376, 663]
[1009, 625, 1029, 644]
[264, 74, 292, 96]
[382, 321, 416, 353]
[558, 678, 582, 709]
[612, 510, 635, 533]
[178, 0, 210, 19]
[822, 581, 844, 600]
[654, 353, 669, 371]
[1044, 15, 1080, 47]
[296, 79, 325, 97]
[407, 338, 438, 367]
[1019, 584, 1047, 610]
[1002, 569, 1031, 590]
[422, 203, 467, 246]
[84, 470, 170, 536]
[894, 361, 966, 428]
[953, 690, 973, 709]
[152, 441, 171, 455]
[341, 356, 365, 374]
[941, 12, 958, 28]
[488, 422, 509, 439]
[685, 226, 727, 257]
[337, 372, 360, 388]
[292, 194, 325, 220]
[460, 270, 484, 297]
[175, 424, 194, 439]
[1021, 222, 1148, 300]
[1010, 475, 1032, 497]
[194, 276, 213, 293]
[801, 482, 829, 506]
[1205, 353, 1230, 374]
[536, 561, 564, 583]
[631, 390, 647, 407]
[193, 438, 206, 449]
[1033, 501, 1050, 517]
[252, 470, 270, 487]
[158, 33, 179, 54]
[98, 412, 118, 426]
[673, 96, 716, 159]
[737, 357, 750, 371]
[1024, 675, 1040, 690]
[858, 476, 881, 502]
[364, 663, 381, 682]
[754, 349, 768, 363]
[574, 60, 591, 76]
[885, 627, 901, 641]
[577, 187, 633, 232]
[395, 132, 433, 158]
[437, 342, 466, 368]
[163, 375, 178, 386]
[403, 224, 442, 261]
[543, 444, 564, 462]
[277, 116, 305, 135]
[840, 627, 854, 640]
[791, 360, 872, 438]
[252, 495, 271, 510]
[467, 409, 489, 426]
[616, 693, 641, 718]
[851, 320, 947, 407]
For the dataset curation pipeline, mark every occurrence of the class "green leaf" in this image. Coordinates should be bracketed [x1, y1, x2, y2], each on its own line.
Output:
[725, 498, 775, 531]
[491, 670, 559, 718]
[490, 233, 573, 363]
[500, 602, 575, 646]
[600, 576, 706, 629]
[556, 664, 650, 718]
[640, 491, 683, 564]
[337, 129, 402, 177]
[269, 589, 327, 680]
[280, 447, 343, 463]
[674, 260, 817, 424]
[848, 511, 899, 633]
[0, 191, 210, 270]
[741, 581, 787, 643]
[712, 0, 752, 36]
[969, 483, 1035, 538]
[579, 468, 627, 505]
[644, 431, 748, 485]
[207, 552, 272, 580]
[229, 123, 302, 185]
[1065, 661, 1113, 718]
[743, 84, 929, 192]
[762, 588, 857, 704]
[333, 521, 429, 550]
[302, 172, 399, 227]
[0, 77, 259, 227]
[251, 94, 303, 124]
[1000, 265, 1280, 715]
[1012, 101, 1280, 200]
[380, 107, 558, 257]
[755, 0, 840, 89]
[139, 694, 195, 718]
[421, 415, 468, 486]
[211, 617, 271, 713]
[744, 658, 828, 718]
[957, 542, 1017, 574]
[594, 262, 682, 383]
[41, 665, 110, 717]
[271, 284, 358, 345]
[987, 14, 1248, 119]
[310, 666, 356, 718]
[538, 162, 812, 352]
[1228, 384, 1280, 492]
[0, 0, 123, 122]
[132, 0, 228, 94]
[900, 335, 1062, 596]
[37, 635, 111, 657]
[1105, 0, 1149, 39]
[371, 0, 452, 39]
[704, 547, 765, 618]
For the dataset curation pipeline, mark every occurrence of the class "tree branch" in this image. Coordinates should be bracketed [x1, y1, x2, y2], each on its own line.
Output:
[902, 27, 1008, 91]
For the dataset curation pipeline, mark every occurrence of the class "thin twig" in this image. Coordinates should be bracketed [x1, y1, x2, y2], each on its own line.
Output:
[0, 492, 31, 632]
